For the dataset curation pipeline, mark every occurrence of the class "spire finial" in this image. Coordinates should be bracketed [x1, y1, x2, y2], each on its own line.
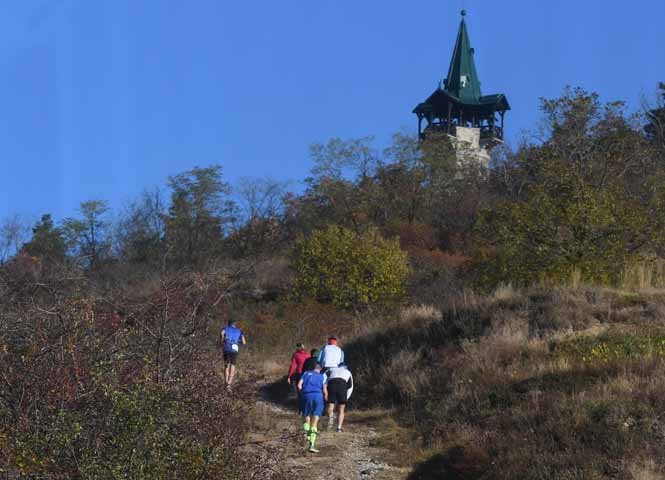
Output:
[461, 9, 467, 17]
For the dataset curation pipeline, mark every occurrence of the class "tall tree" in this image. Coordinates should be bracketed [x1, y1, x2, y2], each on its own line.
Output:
[236, 177, 288, 223]
[294, 137, 380, 234]
[474, 88, 665, 286]
[63, 200, 111, 270]
[538, 87, 653, 189]
[645, 82, 665, 156]
[379, 131, 458, 227]
[115, 188, 166, 266]
[164, 165, 235, 267]
[309, 136, 379, 182]
[21, 214, 67, 263]
[230, 177, 289, 256]
[0, 215, 29, 264]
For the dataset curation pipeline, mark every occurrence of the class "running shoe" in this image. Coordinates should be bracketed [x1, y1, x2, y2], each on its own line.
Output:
[336, 427, 343, 433]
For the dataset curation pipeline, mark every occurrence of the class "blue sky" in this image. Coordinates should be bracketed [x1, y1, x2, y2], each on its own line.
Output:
[1, 0, 664, 222]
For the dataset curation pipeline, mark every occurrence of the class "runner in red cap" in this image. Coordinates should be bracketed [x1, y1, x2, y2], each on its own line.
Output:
[317, 336, 344, 375]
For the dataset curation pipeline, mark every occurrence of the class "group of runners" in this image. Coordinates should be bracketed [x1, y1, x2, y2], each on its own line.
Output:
[287, 337, 353, 453]
[220, 320, 353, 454]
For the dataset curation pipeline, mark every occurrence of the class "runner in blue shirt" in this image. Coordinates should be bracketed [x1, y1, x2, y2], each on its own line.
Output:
[297, 364, 328, 453]
[220, 319, 246, 388]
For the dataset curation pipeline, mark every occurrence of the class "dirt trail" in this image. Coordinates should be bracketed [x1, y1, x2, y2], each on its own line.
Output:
[243, 374, 409, 480]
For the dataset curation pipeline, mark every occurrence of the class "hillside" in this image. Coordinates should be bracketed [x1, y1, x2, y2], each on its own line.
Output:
[344, 287, 665, 479]
[1, 84, 664, 478]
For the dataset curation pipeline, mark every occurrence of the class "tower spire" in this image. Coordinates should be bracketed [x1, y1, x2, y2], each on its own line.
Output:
[444, 10, 481, 103]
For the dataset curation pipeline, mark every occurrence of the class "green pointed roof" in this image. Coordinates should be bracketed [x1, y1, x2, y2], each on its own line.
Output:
[443, 10, 481, 103]
[412, 9, 510, 120]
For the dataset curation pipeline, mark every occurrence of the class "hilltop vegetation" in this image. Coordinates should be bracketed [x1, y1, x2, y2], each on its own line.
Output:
[0, 84, 664, 478]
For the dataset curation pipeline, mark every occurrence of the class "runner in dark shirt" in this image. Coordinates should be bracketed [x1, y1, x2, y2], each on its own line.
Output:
[302, 348, 319, 372]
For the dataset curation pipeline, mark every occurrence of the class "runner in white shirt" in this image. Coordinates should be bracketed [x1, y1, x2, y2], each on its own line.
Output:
[325, 363, 353, 432]
[317, 337, 344, 374]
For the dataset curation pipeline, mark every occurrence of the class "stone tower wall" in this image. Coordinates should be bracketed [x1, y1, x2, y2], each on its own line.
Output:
[450, 126, 490, 170]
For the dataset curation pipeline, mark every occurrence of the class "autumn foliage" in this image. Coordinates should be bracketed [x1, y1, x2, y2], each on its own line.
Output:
[292, 225, 410, 309]
[0, 263, 266, 479]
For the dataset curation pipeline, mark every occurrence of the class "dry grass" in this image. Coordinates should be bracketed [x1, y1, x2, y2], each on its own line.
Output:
[622, 259, 665, 291]
[381, 350, 431, 403]
[258, 357, 287, 378]
[240, 282, 665, 478]
[369, 414, 434, 467]
[344, 285, 665, 479]
[399, 304, 440, 325]
[629, 460, 663, 480]
[492, 283, 516, 301]
[253, 256, 292, 290]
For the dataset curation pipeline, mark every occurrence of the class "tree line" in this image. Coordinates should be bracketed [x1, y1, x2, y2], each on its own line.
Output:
[1, 84, 664, 290]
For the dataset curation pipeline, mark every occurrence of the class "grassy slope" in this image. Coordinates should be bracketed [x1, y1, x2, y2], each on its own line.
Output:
[343, 287, 665, 480]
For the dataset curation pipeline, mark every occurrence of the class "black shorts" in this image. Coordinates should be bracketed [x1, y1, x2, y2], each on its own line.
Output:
[327, 378, 348, 405]
[223, 351, 238, 365]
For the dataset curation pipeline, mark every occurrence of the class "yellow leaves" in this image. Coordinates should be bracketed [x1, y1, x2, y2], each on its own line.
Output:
[293, 225, 409, 309]
[561, 330, 665, 364]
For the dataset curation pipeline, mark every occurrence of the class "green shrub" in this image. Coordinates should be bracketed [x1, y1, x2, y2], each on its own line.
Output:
[472, 170, 657, 287]
[472, 88, 665, 288]
[558, 329, 665, 363]
[292, 225, 409, 309]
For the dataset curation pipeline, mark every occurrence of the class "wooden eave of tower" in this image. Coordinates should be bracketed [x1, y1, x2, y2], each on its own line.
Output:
[413, 91, 510, 117]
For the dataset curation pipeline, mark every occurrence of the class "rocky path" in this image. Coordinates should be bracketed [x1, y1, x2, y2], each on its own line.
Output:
[242, 374, 409, 480]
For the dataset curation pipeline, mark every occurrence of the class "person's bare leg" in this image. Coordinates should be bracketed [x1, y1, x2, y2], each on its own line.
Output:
[224, 363, 231, 384]
[326, 403, 335, 429]
[294, 382, 301, 411]
[337, 404, 346, 430]
[228, 364, 237, 385]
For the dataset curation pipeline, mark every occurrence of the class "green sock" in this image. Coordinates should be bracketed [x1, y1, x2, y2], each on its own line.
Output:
[303, 422, 310, 433]
[309, 429, 318, 447]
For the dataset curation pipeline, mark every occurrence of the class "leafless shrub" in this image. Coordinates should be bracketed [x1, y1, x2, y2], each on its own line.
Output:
[0, 262, 269, 479]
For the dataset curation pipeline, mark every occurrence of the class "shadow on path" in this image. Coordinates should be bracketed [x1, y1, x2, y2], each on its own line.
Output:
[259, 375, 298, 411]
[405, 447, 490, 480]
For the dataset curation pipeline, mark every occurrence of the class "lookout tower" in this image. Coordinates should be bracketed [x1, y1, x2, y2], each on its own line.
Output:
[413, 10, 510, 168]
